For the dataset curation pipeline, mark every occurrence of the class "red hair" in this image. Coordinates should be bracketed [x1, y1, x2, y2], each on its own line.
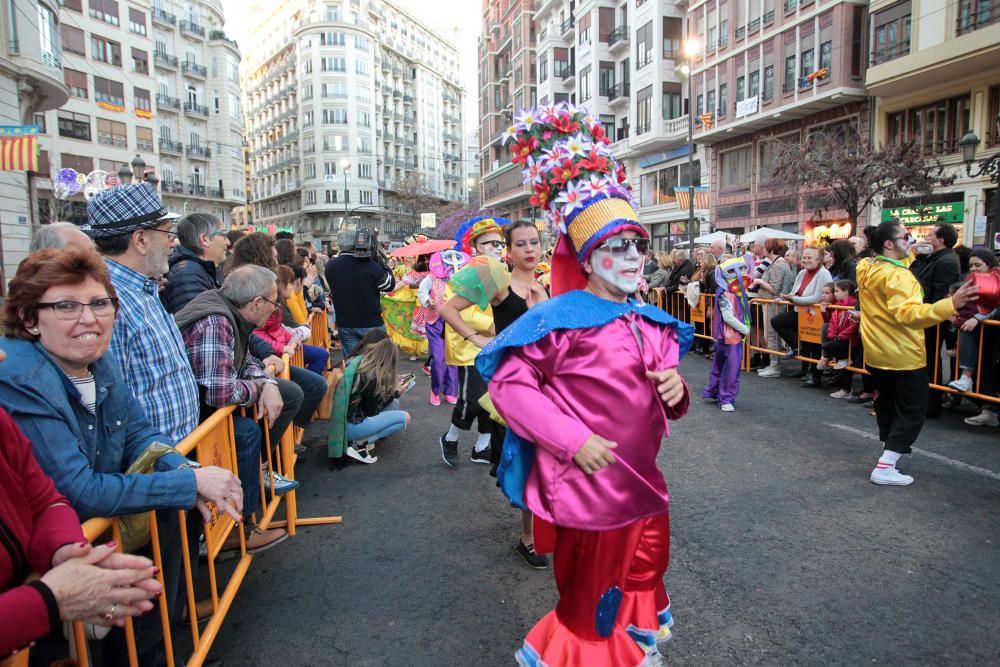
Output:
[2, 246, 116, 340]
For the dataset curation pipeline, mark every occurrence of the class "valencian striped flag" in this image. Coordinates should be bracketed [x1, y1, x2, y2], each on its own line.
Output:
[0, 135, 39, 171]
[698, 112, 714, 129]
[673, 185, 711, 211]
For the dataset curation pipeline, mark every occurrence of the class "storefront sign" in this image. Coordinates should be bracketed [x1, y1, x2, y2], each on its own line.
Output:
[735, 96, 759, 119]
[881, 201, 964, 226]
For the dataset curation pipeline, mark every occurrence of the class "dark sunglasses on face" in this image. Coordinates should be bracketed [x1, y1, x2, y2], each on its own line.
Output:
[478, 240, 506, 250]
[596, 237, 650, 256]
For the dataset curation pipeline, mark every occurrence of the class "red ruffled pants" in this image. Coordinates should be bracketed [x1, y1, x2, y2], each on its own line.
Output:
[517, 512, 672, 667]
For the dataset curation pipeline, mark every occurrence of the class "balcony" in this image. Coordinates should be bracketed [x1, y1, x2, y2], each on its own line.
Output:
[154, 52, 178, 69]
[158, 139, 183, 154]
[208, 187, 225, 198]
[180, 20, 206, 38]
[609, 82, 630, 106]
[183, 101, 209, 116]
[161, 180, 185, 194]
[188, 184, 207, 196]
[186, 144, 211, 159]
[156, 94, 180, 111]
[555, 63, 575, 84]
[208, 30, 239, 49]
[182, 61, 207, 78]
[608, 25, 629, 51]
[152, 8, 176, 26]
[957, 0, 999, 35]
[870, 40, 911, 66]
[560, 17, 574, 36]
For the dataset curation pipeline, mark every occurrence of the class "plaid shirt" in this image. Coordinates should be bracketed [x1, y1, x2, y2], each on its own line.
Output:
[182, 315, 267, 408]
[106, 259, 199, 444]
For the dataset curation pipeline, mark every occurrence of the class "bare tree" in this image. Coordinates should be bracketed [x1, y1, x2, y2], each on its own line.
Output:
[768, 134, 956, 229]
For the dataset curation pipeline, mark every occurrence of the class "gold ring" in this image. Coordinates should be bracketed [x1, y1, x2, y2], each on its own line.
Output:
[104, 603, 117, 622]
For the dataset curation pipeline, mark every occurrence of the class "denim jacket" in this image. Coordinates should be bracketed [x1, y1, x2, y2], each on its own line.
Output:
[0, 338, 197, 521]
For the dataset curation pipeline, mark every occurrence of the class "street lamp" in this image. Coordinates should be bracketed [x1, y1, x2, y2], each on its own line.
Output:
[144, 171, 159, 192]
[339, 158, 351, 228]
[681, 37, 701, 253]
[116, 164, 133, 185]
[466, 176, 476, 206]
[130, 154, 146, 182]
[959, 112, 1000, 245]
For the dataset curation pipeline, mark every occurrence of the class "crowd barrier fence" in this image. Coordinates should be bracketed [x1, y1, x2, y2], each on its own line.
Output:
[646, 287, 1000, 406]
[14, 348, 342, 667]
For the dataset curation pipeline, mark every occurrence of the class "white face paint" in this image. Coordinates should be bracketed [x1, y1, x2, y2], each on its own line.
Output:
[590, 242, 643, 296]
[475, 232, 506, 260]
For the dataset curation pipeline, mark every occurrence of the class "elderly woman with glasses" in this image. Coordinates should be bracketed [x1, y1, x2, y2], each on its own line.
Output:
[0, 246, 244, 665]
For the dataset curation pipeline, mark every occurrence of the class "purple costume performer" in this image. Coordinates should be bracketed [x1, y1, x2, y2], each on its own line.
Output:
[419, 251, 465, 401]
[703, 256, 752, 412]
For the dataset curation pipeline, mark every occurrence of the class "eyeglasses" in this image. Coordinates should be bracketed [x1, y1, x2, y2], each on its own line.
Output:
[596, 237, 650, 256]
[145, 228, 178, 242]
[478, 240, 507, 250]
[208, 231, 229, 239]
[258, 295, 283, 311]
[37, 297, 118, 321]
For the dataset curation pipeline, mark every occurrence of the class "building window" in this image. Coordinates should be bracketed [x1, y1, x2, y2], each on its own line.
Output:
[820, 41, 833, 72]
[357, 110, 370, 127]
[579, 11, 592, 44]
[94, 77, 125, 107]
[539, 54, 548, 83]
[636, 21, 653, 68]
[97, 118, 127, 147]
[321, 57, 346, 72]
[662, 82, 682, 119]
[61, 25, 85, 55]
[957, 0, 998, 34]
[783, 56, 796, 92]
[636, 85, 652, 134]
[135, 88, 151, 113]
[663, 17, 682, 58]
[718, 83, 728, 117]
[302, 85, 313, 100]
[62, 0, 82, 12]
[88, 0, 119, 26]
[763, 64, 774, 99]
[33, 113, 46, 134]
[359, 163, 372, 179]
[800, 48, 815, 78]
[580, 65, 592, 101]
[356, 59, 369, 75]
[131, 47, 149, 74]
[60, 154, 94, 174]
[720, 146, 752, 188]
[355, 35, 368, 50]
[91, 36, 122, 66]
[322, 82, 348, 98]
[305, 190, 317, 204]
[749, 70, 760, 98]
[128, 7, 146, 35]
[360, 190, 373, 204]
[886, 95, 971, 155]
[599, 61, 615, 96]
[736, 76, 745, 102]
[322, 108, 348, 124]
[303, 111, 314, 127]
[57, 112, 91, 141]
[136, 126, 153, 151]
[64, 69, 88, 99]
[321, 31, 346, 46]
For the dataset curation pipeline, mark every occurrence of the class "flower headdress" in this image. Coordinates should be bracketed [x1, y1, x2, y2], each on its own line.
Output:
[501, 104, 646, 294]
[454, 215, 511, 256]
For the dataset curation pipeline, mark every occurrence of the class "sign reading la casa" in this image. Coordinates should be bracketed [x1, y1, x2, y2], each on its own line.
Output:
[881, 201, 964, 226]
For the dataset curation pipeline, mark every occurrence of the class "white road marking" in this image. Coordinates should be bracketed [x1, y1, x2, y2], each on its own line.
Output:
[828, 423, 1000, 482]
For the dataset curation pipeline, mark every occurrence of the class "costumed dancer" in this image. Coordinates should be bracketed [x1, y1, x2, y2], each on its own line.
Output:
[478, 104, 693, 666]
[436, 216, 511, 467]
[702, 256, 752, 412]
[439, 221, 551, 569]
[418, 250, 466, 405]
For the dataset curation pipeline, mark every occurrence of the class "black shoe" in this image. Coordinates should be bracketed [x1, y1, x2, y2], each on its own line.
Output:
[516, 541, 549, 569]
[471, 447, 490, 464]
[439, 434, 458, 468]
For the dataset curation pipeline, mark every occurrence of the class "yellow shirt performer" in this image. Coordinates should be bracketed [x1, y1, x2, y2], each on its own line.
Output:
[856, 221, 978, 486]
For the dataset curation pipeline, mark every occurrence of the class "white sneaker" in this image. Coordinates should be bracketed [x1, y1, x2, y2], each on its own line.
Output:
[829, 390, 852, 399]
[965, 411, 1000, 427]
[870, 466, 914, 486]
[757, 366, 781, 378]
[346, 442, 378, 464]
[720, 403, 735, 412]
[833, 359, 850, 370]
[948, 376, 973, 393]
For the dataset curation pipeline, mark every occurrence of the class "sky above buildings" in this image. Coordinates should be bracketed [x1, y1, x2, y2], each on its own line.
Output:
[222, 0, 482, 137]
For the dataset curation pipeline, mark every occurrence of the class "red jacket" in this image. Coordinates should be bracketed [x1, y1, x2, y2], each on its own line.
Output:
[254, 309, 293, 356]
[0, 408, 84, 657]
[826, 295, 860, 343]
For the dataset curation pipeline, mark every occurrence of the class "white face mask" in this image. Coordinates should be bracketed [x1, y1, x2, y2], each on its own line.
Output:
[591, 244, 643, 295]
[481, 243, 505, 260]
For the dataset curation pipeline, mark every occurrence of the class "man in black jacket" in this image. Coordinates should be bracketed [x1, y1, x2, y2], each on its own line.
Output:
[910, 222, 961, 417]
[325, 228, 396, 355]
[665, 249, 695, 294]
[163, 213, 228, 314]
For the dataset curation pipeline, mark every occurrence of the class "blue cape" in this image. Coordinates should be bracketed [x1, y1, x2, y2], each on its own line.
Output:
[476, 290, 694, 510]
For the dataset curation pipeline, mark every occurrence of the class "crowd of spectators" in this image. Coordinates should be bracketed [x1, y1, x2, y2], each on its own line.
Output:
[0, 183, 343, 664]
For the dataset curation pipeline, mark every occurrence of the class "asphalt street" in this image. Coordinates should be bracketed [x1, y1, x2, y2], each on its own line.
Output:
[209, 353, 1000, 666]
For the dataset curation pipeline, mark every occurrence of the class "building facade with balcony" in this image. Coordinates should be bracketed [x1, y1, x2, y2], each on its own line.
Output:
[150, 0, 245, 221]
[866, 0, 1000, 247]
[0, 0, 68, 288]
[689, 0, 871, 241]
[244, 0, 466, 246]
[478, 0, 537, 220]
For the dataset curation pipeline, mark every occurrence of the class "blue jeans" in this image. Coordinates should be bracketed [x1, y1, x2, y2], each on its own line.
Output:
[339, 325, 386, 357]
[302, 343, 329, 375]
[232, 415, 264, 520]
[289, 364, 326, 428]
[346, 399, 408, 443]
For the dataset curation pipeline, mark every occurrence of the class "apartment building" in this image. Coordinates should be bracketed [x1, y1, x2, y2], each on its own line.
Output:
[29, 0, 244, 232]
[689, 0, 870, 240]
[478, 0, 537, 220]
[866, 0, 1000, 247]
[243, 0, 466, 246]
[150, 0, 245, 222]
[0, 0, 68, 287]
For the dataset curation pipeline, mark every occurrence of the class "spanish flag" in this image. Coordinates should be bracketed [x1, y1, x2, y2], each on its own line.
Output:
[806, 67, 829, 82]
[699, 112, 714, 129]
[0, 135, 38, 171]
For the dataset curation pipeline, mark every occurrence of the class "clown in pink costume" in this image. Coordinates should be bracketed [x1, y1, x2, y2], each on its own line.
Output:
[417, 250, 466, 403]
[478, 104, 694, 666]
[702, 256, 753, 412]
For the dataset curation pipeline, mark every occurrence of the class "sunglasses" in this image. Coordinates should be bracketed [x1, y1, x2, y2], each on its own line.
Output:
[596, 237, 650, 256]
[478, 240, 507, 250]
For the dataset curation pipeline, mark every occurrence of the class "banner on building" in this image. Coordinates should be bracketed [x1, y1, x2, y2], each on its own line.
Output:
[881, 201, 964, 225]
[420, 213, 436, 229]
[672, 185, 710, 211]
[0, 135, 38, 171]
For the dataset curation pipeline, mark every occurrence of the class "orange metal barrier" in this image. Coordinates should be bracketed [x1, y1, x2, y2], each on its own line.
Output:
[23, 355, 344, 666]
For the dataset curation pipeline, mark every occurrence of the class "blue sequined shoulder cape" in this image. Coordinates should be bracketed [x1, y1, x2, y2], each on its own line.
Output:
[475, 289, 694, 510]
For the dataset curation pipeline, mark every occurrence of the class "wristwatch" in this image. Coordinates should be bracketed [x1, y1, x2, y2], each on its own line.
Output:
[178, 461, 202, 470]
[261, 378, 279, 388]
